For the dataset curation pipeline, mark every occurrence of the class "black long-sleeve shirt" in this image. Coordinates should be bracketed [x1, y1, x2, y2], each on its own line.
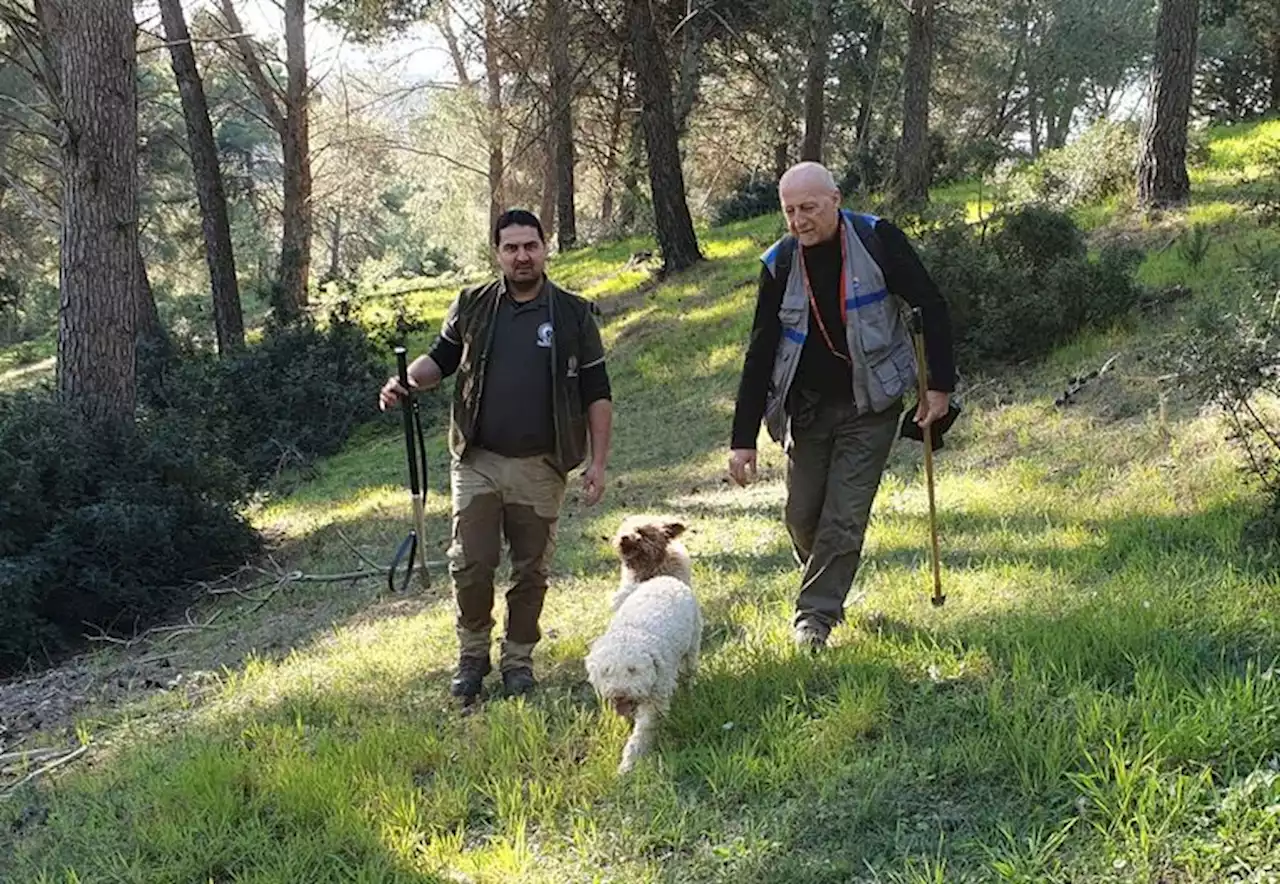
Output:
[730, 218, 956, 450]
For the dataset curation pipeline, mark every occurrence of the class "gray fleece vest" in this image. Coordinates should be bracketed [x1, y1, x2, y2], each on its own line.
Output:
[761, 210, 917, 445]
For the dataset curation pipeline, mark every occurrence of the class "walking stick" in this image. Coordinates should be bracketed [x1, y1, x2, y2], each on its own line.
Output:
[909, 308, 945, 608]
[390, 346, 431, 593]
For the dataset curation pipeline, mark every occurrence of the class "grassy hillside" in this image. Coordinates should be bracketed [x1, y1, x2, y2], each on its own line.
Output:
[2, 120, 1280, 882]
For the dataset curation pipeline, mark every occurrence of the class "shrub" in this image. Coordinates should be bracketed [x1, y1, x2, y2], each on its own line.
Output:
[711, 176, 780, 226]
[0, 393, 260, 673]
[138, 310, 393, 487]
[1003, 120, 1139, 208]
[917, 206, 1144, 364]
[1, 307, 406, 675]
[1170, 250, 1280, 535]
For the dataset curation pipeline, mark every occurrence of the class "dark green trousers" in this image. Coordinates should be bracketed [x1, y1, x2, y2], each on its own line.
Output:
[785, 396, 900, 630]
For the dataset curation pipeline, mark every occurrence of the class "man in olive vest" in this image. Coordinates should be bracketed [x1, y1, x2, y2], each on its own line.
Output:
[380, 209, 614, 699]
[728, 162, 956, 650]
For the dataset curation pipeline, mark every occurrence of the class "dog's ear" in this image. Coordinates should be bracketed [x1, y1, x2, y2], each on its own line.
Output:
[662, 521, 686, 539]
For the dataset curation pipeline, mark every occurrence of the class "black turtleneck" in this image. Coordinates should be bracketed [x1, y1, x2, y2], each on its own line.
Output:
[791, 232, 854, 402]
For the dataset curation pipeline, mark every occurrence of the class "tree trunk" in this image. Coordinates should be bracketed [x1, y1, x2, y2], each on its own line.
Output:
[893, 0, 936, 206]
[40, 0, 138, 425]
[1137, 0, 1198, 209]
[600, 56, 628, 228]
[328, 209, 341, 280]
[483, 0, 504, 232]
[855, 16, 885, 150]
[800, 0, 833, 162]
[540, 120, 556, 237]
[617, 122, 643, 231]
[1270, 38, 1280, 113]
[547, 0, 576, 250]
[279, 0, 311, 317]
[135, 245, 162, 346]
[159, 0, 243, 354]
[628, 0, 702, 274]
[674, 9, 705, 135]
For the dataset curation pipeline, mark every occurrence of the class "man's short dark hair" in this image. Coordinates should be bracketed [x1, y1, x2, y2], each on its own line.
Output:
[493, 209, 546, 246]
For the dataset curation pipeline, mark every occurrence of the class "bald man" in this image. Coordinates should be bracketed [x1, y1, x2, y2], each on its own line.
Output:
[729, 162, 956, 650]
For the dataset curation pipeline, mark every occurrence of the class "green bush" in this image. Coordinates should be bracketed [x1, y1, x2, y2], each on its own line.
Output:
[138, 311, 392, 487]
[918, 206, 1144, 364]
[1, 308, 405, 675]
[0, 393, 260, 674]
[711, 176, 780, 226]
[1171, 250, 1280, 536]
[1003, 120, 1139, 208]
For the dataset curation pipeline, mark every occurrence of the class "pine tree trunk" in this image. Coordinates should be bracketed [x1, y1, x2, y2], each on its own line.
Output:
[1270, 38, 1280, 113]
[800, 0, 833, 163]
[484, 0, 505, 232]
[600, 56, 628, 229]
[279, 0, 311, 318]
[159, 0, 243, 353]
[547, 0, 576, 250]
[1137, 0, 1198, 208]
[628, 0, 702, 274]
[893, 0, 935, 206]
[540, 120, 557, 237]
[40, 0, 138, 425]
[135, 246, 162, 346]
[855, 16, 884, 150]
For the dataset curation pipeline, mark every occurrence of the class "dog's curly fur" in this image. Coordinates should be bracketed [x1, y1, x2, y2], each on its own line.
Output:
[587, 516, 701, 774]
[610, 514, 692, 610]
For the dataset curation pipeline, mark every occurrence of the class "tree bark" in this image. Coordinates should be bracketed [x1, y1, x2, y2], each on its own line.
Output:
[800, 0, 833, 163]
[159, 0, 243, 354]
[547, 0, 576, 250]
[483, 0, 504, 232]
[628, 0, 702, 274]
[39, 0, 138, 425]
[674, 7, 705, 135]
[279, 0, 311, 317]
[600, 55, 628, 229]
[135, 245, 162, 346]
[540, 118, 556, 237]
[855, 16, 885, 150]
[1270, 38, 1280, 113]
[1137, 0, 1198, 209]
[218, 0, 308, 320]
[893, 0, 936, 206]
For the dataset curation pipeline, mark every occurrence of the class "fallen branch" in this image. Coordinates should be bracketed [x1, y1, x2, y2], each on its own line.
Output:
[1055, 353, 1121, 407]
[0, 747, 67, 767]
[0, 744, 88, 800]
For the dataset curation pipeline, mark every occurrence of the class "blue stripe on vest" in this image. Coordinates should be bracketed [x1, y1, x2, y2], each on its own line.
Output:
[762, 240, 786, 277]
[783, 328, 806, 344]
[846, 288, 888, 310]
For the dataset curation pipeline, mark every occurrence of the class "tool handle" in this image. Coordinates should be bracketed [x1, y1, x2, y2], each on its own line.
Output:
[395, 346, 422, 496]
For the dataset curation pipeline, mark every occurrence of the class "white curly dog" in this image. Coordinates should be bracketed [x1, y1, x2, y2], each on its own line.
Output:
[585, 515, 702, 774]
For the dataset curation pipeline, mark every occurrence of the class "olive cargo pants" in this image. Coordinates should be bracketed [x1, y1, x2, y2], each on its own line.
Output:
[785, 396, 900, 631]
[449, 448, 566, 672]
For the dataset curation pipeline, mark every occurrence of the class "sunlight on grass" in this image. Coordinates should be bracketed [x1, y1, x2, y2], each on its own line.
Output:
[10, 122, 1280, 884]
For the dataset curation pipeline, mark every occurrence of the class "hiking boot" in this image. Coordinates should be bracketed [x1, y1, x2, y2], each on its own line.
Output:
[450, 655, 491, 699]
[793, 619, 829, 652]
[501, 666, 536, 698]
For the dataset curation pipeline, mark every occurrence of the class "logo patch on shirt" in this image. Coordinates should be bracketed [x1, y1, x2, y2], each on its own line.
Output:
[536, 322, 553, 348]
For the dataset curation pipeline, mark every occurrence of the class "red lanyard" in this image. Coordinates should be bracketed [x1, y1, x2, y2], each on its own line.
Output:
[795, 224, 851, 366]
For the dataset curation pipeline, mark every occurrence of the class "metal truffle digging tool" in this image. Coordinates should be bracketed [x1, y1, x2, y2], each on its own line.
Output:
[909, 307, 945, 608]
[389, 346, 431, 593]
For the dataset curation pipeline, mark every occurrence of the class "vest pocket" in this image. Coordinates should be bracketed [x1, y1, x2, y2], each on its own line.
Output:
[868, 339, 916, 404]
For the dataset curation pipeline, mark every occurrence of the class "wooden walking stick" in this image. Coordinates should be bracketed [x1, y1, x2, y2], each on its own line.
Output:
[909, 307, 945, 608]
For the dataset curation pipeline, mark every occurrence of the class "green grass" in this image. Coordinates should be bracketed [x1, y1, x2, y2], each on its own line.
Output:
[5, 125, 1280, 882]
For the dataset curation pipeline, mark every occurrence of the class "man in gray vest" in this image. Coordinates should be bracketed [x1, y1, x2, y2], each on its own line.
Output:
[728, 162, 956, 650]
